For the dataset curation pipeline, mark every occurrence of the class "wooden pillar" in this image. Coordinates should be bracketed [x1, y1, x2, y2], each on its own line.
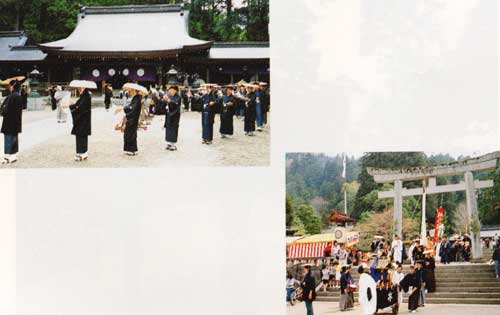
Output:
[464, 171, 482, 259]
[206, 68, 210, 83]
[421, 179, 427, 243]
[393, 179, 403, 238]
[230, 73, 234, 84]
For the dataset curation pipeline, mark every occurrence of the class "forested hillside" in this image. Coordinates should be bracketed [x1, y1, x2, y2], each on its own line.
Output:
[0, 0, 269, 43]
[286, 152, 500, 236]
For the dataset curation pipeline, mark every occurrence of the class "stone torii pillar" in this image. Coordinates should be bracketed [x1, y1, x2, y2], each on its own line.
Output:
[367, 152, 500, 259]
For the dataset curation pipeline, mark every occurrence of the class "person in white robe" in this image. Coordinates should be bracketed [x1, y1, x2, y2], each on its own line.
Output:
[55, 86, 70, 123]
[358, 263, 377, 315]
[391, 235, 403, 264]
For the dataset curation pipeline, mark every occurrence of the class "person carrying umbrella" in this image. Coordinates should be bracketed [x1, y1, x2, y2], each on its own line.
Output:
[1, 76, 25, 164]
[121, 83, 146, 156]
[69, 80, 96, 161]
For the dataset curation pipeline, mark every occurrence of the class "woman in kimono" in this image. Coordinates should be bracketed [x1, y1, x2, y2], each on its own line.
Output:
[219, 86, 235, 138]
[122, 88, 142, 155]
[201, 85, 217, 144]
[164, 85, 181, 151]
[70, 87, 92, 161]
[243, 84, 257, 136]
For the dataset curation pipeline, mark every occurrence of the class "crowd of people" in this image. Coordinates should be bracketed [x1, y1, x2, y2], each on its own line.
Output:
[288, 231, 500, 314]
[0, 77, 270, 163]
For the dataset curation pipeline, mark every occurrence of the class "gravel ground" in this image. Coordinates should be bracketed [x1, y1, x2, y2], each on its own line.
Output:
[0, 107, 270, 168]
[287, 302, 500, 315]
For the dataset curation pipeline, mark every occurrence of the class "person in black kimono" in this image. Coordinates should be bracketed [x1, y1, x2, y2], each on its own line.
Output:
[415, 260, 426, 307]
[1, 80, 23, 164]
[234, 83, 246, 120]
[104, 84, 113, 111]
[259, 82, 270, 127]
[201, 85, 217, 144]
[243, 85, 257, 136]
[123, 89, 142, 155]
[219, 86, 235, 138]
[20, 84, 28, 110]
[423, 252, 436, 292]
[181, 85, 190, 112]
[49, 86, 57, 111]
[164, 85, 181, 151]
[69, 87, 92, 161]
[301, 265, 316, 315]
[400, 265, 420, 313]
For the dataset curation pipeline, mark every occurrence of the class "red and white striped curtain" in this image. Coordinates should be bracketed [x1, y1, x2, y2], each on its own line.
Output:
[287, 242, 328, 259]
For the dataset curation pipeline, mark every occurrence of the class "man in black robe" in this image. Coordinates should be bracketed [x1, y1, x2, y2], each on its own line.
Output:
[123, 90, 142, 155]
[70, 87, 92, 161]
[301, 265, 316, 315]
[259, 82, 270, 127]
[181, 84, 190, 112]
[243, 85, 257, 136]
[20, 84, 28, 110]
[400, 265, 420, 313]
[1, 80, 23, 164]
[164, 85, 181, 151]
[201, 85, 218, 144]
[104, 84, 113, 111]
[423, 252, 436, 292]
[49, 86, 57, 111]
[219, 86, 235, 138]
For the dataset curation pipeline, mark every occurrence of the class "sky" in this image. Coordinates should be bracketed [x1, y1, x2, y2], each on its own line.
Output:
[272, 0, 498, 157]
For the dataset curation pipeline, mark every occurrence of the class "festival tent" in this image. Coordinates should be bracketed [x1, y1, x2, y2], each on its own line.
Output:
[287, 231, 360, 259]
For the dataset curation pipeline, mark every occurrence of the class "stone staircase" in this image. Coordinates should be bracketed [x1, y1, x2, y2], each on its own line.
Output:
[316, 259, 500, 305]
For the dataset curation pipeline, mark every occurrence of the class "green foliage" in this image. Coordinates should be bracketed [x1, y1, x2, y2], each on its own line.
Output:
[0, 0, 268, 43]
[286, 193, 294, 228]
[286, 153, 361, 215]
[295, 204, 322, 235]
[287, 152, 500, 236]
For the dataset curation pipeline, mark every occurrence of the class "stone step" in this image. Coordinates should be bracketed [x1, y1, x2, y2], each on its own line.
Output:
[316, 296, 500, 305]
[438, 281, 500, 287]
[438, 277, 500, 283]
[319, 291, 500, 298]
[435, 287, 500, 293]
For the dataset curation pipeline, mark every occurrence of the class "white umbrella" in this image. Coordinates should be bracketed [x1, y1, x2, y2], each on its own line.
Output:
[69, 80, 97, 89]
[122, 83, 148, 95]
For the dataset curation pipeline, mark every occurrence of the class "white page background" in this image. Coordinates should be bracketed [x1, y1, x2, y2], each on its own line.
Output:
[1, 0, 499, 314]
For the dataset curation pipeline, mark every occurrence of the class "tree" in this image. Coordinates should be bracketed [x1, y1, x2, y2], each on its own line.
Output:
[286, 193, 295, 228]
[296, 204, 322, 234]
[0, 0, 268, 43]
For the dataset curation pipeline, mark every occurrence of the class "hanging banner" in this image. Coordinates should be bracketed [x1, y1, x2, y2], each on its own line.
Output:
[433, 207, 445, 242]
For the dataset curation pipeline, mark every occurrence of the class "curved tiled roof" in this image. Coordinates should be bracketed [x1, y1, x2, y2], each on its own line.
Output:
[39, 4, 211, 57]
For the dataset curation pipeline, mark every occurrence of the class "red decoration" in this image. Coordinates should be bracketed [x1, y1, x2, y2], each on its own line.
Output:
[434, 207, 445, 242]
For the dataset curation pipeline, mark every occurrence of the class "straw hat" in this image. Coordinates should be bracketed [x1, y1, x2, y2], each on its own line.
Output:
[2, 76, 26, 85]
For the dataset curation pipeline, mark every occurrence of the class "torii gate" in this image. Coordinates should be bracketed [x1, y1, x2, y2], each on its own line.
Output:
[367, 152, 499, 259]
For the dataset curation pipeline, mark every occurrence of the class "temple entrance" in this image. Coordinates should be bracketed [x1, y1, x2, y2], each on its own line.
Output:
[368, 152, 499, 259]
